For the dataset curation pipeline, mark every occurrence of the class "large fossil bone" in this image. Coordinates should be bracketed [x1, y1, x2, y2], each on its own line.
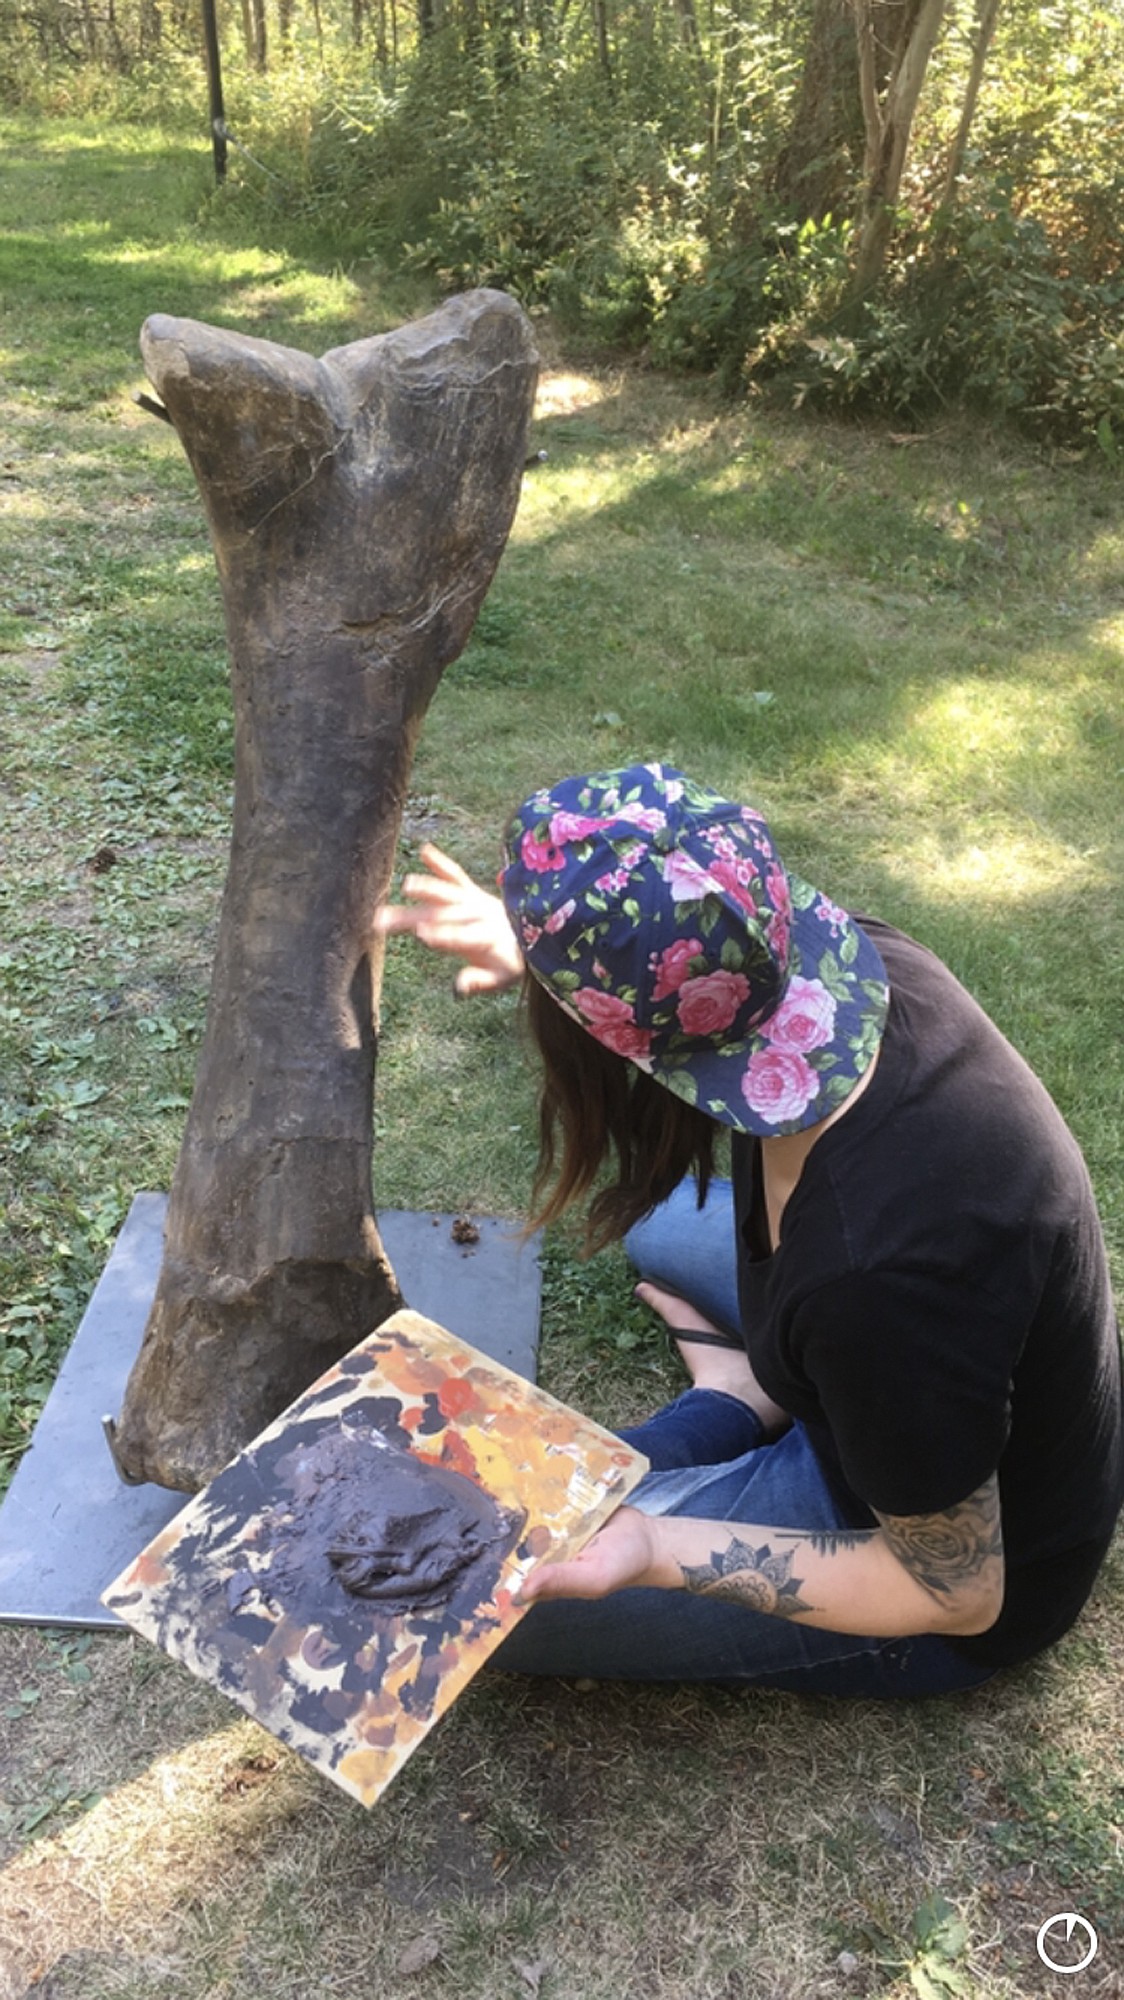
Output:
[108, 292, 538, 1492]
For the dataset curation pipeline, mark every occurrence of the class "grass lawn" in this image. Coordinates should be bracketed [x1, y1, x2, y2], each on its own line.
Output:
[1, 108, 1122, 2000]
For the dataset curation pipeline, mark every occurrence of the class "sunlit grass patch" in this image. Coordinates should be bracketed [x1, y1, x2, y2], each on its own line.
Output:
[875, 823, 1102, 912]
[0, 1712, 314, 1990]
[533, 367, 611, 420]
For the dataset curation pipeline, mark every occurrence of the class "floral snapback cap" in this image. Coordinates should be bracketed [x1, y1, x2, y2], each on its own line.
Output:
[500, 763, 889, 1137]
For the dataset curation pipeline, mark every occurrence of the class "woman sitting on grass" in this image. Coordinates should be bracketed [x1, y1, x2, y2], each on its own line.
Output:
[377, 763, 1123, 1697]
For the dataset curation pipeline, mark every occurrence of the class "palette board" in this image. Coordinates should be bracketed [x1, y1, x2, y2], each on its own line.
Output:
[102, 1308, 647, 1808]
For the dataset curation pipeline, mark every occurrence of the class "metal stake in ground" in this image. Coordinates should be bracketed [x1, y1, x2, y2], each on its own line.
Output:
[106, 292, 539, 1494]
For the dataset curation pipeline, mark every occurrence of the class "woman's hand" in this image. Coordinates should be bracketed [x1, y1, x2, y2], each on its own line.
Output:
[374, 842, 525, 997]
[515, 1506, 668, 1604]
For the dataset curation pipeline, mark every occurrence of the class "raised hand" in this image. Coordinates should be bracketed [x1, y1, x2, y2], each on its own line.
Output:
[375, 842, 526, 996]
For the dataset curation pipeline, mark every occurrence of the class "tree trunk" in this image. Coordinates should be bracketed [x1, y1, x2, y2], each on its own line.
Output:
[107, 293, 538, 1493]
[592, 0, 611, 79]
[672, 0, 700, 53]
[201, 0, 227, 184]
[105, 0, 125, 65]
[771, 0, 917, 225]
[771, 0, 866, 223]
[940, 0, 1001, 205]
[251, 0, 267, 67]
[849, 0, 947, 297]
[140, 0, 162, 55]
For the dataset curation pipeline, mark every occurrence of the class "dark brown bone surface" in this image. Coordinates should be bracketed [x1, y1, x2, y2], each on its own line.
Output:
[108, 294, 538, 1493]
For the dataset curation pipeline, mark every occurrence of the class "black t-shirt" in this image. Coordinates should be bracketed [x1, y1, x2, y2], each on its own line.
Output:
[733, 919, 1124, 1669]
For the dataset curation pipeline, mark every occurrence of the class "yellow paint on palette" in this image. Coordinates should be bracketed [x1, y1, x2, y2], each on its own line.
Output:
[102, 1311, 648, 1808]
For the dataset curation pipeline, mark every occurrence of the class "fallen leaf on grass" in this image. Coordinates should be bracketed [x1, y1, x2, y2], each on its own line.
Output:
[397, 1933, 443, 1976]
[221, 1755, 278, 1797]
[512, 1957, 550, 1995]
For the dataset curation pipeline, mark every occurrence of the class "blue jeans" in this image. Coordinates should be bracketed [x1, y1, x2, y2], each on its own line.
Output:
[496, 1179, 995, 1697]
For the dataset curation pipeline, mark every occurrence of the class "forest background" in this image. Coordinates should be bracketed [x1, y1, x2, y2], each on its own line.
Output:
[2, 0, 1123, 445]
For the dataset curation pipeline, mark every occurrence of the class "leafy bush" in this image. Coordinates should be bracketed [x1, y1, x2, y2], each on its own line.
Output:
[735, 183, 1124, 451]
[652, 211, 855, 381]
[288, 28, 712, 347]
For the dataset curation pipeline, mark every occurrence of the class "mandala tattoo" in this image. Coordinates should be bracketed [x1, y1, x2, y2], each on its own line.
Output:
[680, 1535, 816, 1619]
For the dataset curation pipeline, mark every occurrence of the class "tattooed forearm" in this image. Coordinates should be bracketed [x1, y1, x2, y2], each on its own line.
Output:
[679, 1535, 818, 1619]
[876, 1474, 1004, 1611]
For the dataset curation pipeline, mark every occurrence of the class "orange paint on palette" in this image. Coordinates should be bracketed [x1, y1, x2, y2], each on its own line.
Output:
[437, 1374, 480, 1420]
[128, 1549, 171, 1589]
[399, 1405, 428, 1431]
[433, 1638, 461, 1676]
[376, 1338, 447, 1397]
[338, 1746, 391, 1797]
[438, 1430, 482, 1483]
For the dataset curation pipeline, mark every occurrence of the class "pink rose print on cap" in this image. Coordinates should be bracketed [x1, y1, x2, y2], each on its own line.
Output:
[760, 975, 836, 1054]
[502, 763, 889, 1137]
[662, 851, 720, 904]
[676, 970, 750, 1038]
[708, 858, 759, 914]
[574, 988, 654, 1063]
[764, 863, 791, 919]
[522, 828, 567, 873]
[765, 910, 791, 968]
[549, 810, 612, 845]
[543, 897, 577, 935]
[815, 896, 849, 938]
[642, 766, 684, 803]
[741, 1048, 820, 1125]
[651, 936, 704, 1000]
[614, 803, 667, 834]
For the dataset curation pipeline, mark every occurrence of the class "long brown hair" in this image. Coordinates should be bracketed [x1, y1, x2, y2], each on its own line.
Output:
[522, 973, 717, 1253]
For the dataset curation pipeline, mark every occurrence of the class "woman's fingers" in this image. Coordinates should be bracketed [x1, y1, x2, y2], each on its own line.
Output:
[374, 842, 524, 992]
[454, 964, 507, 997]
[416, 840, 474, 883]
[375, 845, 476, 934]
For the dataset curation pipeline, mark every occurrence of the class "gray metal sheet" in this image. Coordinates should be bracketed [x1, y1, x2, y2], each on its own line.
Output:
[0, 1194, 540, 1631]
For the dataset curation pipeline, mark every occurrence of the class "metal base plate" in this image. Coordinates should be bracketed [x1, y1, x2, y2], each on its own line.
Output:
[0, 1194, 541, 1631]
